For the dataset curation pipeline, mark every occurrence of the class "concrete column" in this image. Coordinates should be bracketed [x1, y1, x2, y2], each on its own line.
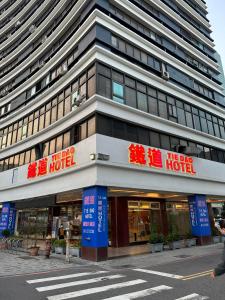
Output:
[81, 186, 108, 261]
[188, 195, 212, 245]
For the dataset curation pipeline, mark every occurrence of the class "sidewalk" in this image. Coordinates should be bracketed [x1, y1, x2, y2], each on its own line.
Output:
[0, 243, 223, 277]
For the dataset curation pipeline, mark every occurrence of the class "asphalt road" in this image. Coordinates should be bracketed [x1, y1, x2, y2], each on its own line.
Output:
[0, 252, 224, 300]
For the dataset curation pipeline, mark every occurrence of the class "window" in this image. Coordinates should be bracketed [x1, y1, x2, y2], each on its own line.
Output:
[125, 87, 137, 108]
[112, 82, 124, 104]
[150, 131, 160, 148]
[87, 117, 96, 137]
[148, 96, 158, 115]
[137, 92, 148, 112]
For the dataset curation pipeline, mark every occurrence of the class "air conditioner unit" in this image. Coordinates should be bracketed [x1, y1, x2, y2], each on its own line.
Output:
[15, 20, 21, 27]
[71, 91, 82, 108]
[57, 65, 67, 76]
[161, 63, 170, 80]
[29, 25, 36, 33]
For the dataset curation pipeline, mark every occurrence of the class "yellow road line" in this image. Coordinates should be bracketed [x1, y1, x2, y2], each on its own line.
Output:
[182, 270, 213, 281]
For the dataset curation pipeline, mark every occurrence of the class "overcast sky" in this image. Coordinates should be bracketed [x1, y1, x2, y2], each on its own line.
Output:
[206, 0, 225, 70]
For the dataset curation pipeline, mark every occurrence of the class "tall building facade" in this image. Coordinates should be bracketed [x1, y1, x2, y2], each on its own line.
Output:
[0, 0, 225, 260]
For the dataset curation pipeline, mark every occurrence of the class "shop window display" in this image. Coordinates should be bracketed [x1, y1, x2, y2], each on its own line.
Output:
[128, 201, 161, 243]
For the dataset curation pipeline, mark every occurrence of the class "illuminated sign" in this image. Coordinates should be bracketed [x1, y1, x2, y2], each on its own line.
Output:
[128, 143, 196, 175]
[27, 146, 76, 179]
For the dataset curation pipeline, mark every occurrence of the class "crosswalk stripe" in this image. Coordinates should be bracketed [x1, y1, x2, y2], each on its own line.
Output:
[47, 279, 146, 300]
[36, 274, 125, 292]
[174, 293, 209, 300]
[26, 271, 108, 284]
[133, 268, 183, 279]
[102, 285, 173, 299]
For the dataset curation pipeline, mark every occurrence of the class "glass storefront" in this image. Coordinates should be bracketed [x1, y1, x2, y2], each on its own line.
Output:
[128, 201, 161, 243]
[52, 204, 82, 240]
[17, 208, 49, 238]
[166, 202, 190, 236]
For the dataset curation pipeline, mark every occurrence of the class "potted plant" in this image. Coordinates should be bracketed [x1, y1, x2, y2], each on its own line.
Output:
[212, 227, 220, 243]
[28, 226, 40, 256]
[53, 239, 66, 254]
[69, 240, 81, 257]
[149, 232, 164, 253]
[167, 232, 182, 250]
[184, 231, 194, 247]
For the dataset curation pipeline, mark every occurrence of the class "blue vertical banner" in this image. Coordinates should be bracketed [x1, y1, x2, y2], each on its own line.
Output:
[188, 195, 211, 236]
[82, 186, 108, 248]
[0, 202, 16, 237]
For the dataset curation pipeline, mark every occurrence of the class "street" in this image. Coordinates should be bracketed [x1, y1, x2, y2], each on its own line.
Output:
[0, 248, 224, 300]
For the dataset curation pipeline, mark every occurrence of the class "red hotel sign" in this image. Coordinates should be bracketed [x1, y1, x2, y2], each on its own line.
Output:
[128, 144, 196, 175]
[27, 146, 76, 179]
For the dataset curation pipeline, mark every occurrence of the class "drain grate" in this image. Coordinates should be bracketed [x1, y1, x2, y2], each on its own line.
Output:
[174, 255, 192, 259]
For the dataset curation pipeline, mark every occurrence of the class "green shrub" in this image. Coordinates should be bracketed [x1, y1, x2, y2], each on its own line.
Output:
[1, 229, 10, 238]
[53, 239, 66, 247]
[166, 232, 180, 242]
[149, 232, 164, 244]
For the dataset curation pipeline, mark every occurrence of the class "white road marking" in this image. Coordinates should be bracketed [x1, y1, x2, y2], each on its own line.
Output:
[47, 279, 146, 300]
[174, 293, 209, 300]
[133, 268, 183, 279]
[36, 274, 125, 292]
[26, 270, 108, 284]
[102, 285, 173, 299]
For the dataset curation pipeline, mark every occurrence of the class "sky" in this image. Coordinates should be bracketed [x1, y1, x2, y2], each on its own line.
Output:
[206, 0, 225, 70]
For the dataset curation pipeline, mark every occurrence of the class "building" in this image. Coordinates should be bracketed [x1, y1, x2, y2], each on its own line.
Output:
[215, 52, 225, 91]
[0, 0, 225, 261]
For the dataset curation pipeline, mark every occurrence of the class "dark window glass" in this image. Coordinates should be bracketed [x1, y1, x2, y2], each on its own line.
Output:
[98, 75, 111, 99]
[158, 100, 168, 119]
[204, 147, 211, 160]
[207, 120, 214, 136]
[160, 134, 170, 150]
[137, 92, 148, 112]
[125, 76, 135, 88]
[193, 115, 201, 131]
[125, 87, 137, 108]
[220, 126, 225, 139]
[148, 96, 158, 115]
[43, 142, 49, 157]
[211, 149, 218, 162]
[170, 137, 179, 150]
[200, 117, 208, 133]
[147, 87, 157, 98]
[127, 124, 138, 142]
[217, 150, 225, 163]
[214, 124, 221, 138]
[97, 115, 113, 136]
[112, 70, 124, 83]
[150, 131, 160, 148]
[138, 127, 149, 145]
[113, 120, 125, 139]
[177, 108, 186, 126]
[197, 145, 205, 159]
[185, 112, 194, 128]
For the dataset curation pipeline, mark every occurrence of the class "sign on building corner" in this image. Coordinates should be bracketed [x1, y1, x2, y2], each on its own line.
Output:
[128, 143, 196, 175]
[27, 146, 76, 179]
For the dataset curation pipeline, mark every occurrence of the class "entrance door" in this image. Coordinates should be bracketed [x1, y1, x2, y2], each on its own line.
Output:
[128, 201, 161, 243]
